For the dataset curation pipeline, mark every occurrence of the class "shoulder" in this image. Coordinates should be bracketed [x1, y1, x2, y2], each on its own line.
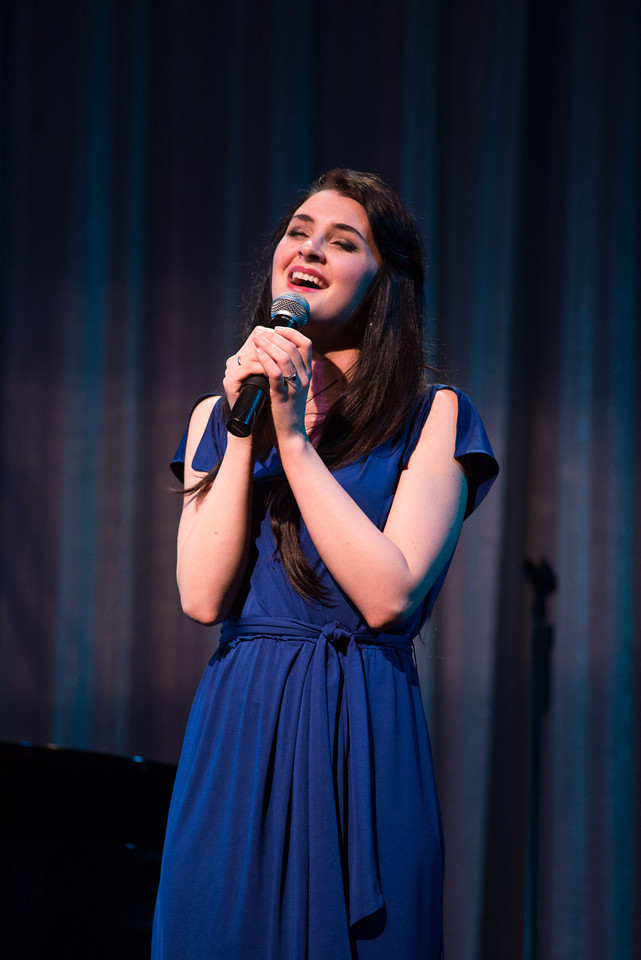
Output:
[406, 388, 463, 476]
[183, 396, 222, 481]
[171, 395, 223, 483]
[421, 387, 458, 434]
[187, 395, 220, 439]
[407, 388, 459, 462]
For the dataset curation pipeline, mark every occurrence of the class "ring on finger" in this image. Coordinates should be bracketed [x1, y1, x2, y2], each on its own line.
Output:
[237, 355, 242, 366]
[284, 373, 298, 385]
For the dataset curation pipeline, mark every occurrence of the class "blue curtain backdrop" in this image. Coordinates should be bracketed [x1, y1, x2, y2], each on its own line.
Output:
[0, 1, 638, 958]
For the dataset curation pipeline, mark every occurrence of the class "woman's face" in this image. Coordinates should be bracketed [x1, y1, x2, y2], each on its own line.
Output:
[271, 190, 381, 333]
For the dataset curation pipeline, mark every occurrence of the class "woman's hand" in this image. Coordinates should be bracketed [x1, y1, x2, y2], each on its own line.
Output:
[223, 326, 312, 436]
[222, 329, 268, 411]
[250, 325, 313, 440]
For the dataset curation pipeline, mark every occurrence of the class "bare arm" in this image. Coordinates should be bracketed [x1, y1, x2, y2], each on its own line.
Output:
[253, 325, 468, 630]
[177, 324, 467, 630]
[176, 323, 297, 623]
[176, 397, 256, 624]
[277, 388, 467, 630]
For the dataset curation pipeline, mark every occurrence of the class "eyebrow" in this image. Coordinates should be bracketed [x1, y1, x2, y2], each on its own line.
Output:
[290, 213, 366, 243]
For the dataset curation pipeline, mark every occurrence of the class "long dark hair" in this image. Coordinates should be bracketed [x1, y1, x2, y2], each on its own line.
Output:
[190, 169, 432, 602]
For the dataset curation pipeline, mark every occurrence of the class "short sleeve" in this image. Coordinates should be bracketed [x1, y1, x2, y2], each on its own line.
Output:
[402, 385, 499, 519]
[170, 395, 225, 482]
[452, 390, 499, 516]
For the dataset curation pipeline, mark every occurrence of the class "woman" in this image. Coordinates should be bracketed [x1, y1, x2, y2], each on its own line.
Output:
[152, 170, 498, 959]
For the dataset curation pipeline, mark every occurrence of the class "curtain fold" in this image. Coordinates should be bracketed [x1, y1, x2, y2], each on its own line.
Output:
[1, 1, 638, 957]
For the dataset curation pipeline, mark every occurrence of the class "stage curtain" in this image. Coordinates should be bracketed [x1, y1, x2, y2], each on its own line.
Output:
[1, 1, 638, 957]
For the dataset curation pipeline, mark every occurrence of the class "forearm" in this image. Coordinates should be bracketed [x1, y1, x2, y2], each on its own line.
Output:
[277, 434, 455, 630]
[177, 436, 255, 624]
[276, 386, 469, 631]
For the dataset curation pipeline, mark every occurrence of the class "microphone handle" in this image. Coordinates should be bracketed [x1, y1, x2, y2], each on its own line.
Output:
[226, 314, 300, 438]
[226, 374, 269, 438]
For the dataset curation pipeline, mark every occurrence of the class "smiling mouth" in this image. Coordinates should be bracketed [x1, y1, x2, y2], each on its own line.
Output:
[289, 270, 327, 290]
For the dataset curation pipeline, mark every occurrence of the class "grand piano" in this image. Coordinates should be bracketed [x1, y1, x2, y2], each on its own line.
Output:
[0, 742, 176, 959]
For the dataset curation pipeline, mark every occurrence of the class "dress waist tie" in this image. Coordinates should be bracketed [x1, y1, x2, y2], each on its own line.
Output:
[219, 616, 414, 929]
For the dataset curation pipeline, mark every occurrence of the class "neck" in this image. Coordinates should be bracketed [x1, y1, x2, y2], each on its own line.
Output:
[305, 349, 356, 424]
[311, 344, 358, 378]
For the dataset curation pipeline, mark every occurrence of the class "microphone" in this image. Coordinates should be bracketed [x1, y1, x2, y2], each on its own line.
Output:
[226, 292, 310, 437]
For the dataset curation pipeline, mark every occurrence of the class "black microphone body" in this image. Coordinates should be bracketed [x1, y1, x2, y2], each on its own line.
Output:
[226, 293, 310, 438]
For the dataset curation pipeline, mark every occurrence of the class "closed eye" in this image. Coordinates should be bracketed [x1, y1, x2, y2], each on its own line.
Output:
[333, 239, 357, 252]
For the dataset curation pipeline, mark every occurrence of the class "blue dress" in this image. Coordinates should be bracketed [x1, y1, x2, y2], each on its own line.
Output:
[152, 385, 498, 960]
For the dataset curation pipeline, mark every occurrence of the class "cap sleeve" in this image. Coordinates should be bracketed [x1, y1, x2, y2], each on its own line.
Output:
[452, 389, 499, 517]
[170, 395, 226, 482]
[402, 386, 499, 519]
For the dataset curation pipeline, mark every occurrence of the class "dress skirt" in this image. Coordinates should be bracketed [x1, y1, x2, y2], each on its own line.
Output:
[151, 618, 444, 960]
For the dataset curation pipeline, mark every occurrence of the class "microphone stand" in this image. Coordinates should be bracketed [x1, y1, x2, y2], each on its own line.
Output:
[522, 558, 556, 960]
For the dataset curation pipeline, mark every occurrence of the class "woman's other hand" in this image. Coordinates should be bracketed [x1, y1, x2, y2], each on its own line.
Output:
[250, 324, 313, 440]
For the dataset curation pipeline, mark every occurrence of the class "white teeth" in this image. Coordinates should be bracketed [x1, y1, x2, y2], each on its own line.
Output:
[291, 271, 324, 288]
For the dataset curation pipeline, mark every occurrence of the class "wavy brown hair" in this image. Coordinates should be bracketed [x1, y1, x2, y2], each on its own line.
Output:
[189, 169, 432, 602]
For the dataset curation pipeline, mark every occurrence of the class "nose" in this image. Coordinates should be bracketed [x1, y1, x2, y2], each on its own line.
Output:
[299, 235, 325, 262]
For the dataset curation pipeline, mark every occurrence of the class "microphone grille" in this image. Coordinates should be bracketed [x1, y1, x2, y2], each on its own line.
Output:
[271, 292, 310, 327]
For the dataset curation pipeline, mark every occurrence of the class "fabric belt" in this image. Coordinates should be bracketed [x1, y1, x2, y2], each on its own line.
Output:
[218, 616, 413, 928]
